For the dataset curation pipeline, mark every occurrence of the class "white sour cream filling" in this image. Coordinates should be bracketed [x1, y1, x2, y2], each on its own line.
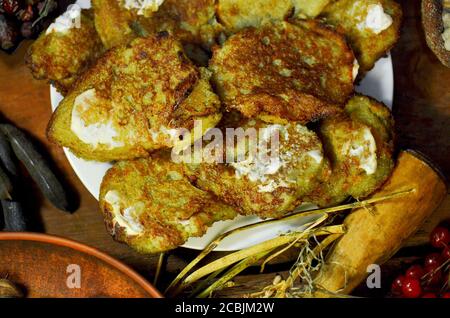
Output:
[231, 125, 289, 186]
[104, 191, 144, 236]
[307, 150, 323, 164]
[230, 124, 322, 193]
[342, 127, 378, 175]
[121, 0, 165, 15]
[71, 89, 124, 149]
[46, 4, 81, 35]
[257, 179, 291, 193]
[358, 3, 393, 34]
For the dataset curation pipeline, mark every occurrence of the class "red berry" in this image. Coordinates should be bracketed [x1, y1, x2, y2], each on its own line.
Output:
[441, 292, 450, 298]
[402, 277, 422, 298]
[2, 0, 19, 15]
[422, 292, 437, 298]
[406, 265, 425, 280]
[442, 247, 450, 260]
[424, 253, 442, 268]
[430, 226, 450, 248]
[391, 275, 405, 295]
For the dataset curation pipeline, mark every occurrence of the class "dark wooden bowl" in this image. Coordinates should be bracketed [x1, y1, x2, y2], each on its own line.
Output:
[0, 232, 162, 298]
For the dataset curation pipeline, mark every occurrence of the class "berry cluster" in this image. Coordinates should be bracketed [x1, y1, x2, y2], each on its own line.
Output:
[391, 223, 450, 298]
[0, 0, 62, 52]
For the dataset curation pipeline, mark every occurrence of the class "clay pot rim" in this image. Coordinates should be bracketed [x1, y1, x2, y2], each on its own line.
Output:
[0, 232, 163, 298]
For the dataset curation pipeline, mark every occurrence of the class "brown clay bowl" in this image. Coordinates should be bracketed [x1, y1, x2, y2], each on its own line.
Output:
[0, 232, 162, 298]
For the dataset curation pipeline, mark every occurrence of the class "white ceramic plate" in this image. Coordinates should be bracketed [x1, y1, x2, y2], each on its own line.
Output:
[50, 1, 394, 251]
[50, 55, 393, 251]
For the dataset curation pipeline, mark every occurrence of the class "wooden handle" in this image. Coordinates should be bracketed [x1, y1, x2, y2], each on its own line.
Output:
[314, 150, 447, 296]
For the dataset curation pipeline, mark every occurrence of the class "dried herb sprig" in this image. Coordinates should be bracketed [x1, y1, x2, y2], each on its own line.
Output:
[196, 250, 273, 298]
[31, 0, 57, 28]
[166, 188, 414, 296]
[165, 214, 328, 296]
[153, 252, 165, 287]
[0, 278, 23, 298]
[275, 233, 342, 298]
[196, 229, 344, 298]
[168, 223, 344, 297]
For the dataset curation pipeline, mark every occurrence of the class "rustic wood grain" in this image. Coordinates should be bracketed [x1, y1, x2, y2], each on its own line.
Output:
[0, 0, 448, 297]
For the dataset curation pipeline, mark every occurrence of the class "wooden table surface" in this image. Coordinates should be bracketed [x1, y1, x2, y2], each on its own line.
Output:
[0, 0, 449, 297]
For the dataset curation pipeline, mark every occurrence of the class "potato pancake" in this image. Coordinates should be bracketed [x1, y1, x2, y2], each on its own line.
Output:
[321, 0, 402, 74]
[136, 0, 222, 49]
[100, 153, 237, 253]
[26, 9, 104, 95]
[92, 0, 136, 49]
[306, 95, 395, 207]
[216, 0, 294, 32]
[47, 34, 222, 162]
[210, 20, 355, 124]
[188, 120, 327, 218]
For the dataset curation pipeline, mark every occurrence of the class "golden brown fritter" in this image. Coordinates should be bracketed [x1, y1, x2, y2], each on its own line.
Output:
[187, 120, 327, 218]
[138, 0, 223, 49]
[345, 94, 394, 143]
[216, 0, 294, 33]
[214, 0, 336, 33]
[306, 95, 395, 207]
[92, 0, 222, 50]
[321, 0, 402, 74]
[92, 0, 136, 49]
[47, 34, 222, 162]
[99, 153, 237, 254]
[26, 10, 104, 95]
[210, 20, 355, 124]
